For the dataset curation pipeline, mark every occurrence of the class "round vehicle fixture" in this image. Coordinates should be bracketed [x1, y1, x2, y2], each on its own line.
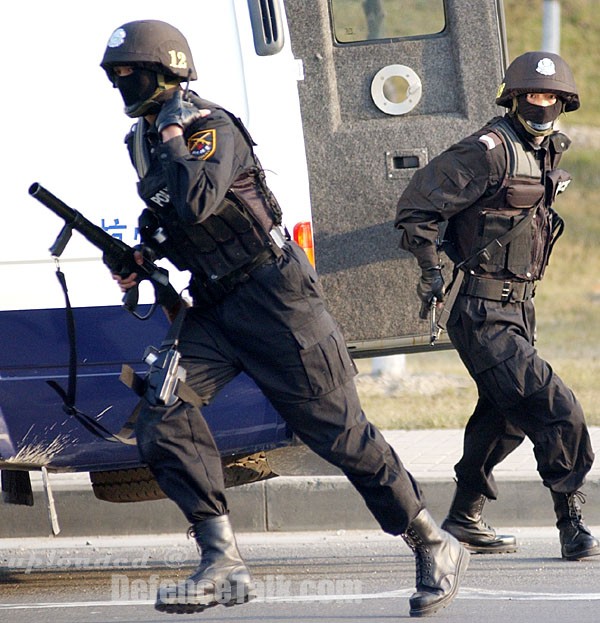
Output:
[370, 64, 422, 115]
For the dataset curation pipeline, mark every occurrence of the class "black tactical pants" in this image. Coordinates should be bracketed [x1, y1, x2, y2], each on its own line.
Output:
[135, 243, 424, 534]
[447, 294, 594, 500]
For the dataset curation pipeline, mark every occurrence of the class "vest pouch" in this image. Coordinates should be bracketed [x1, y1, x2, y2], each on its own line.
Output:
[505, 181, 544, 209]
[474, 209, 534, 276]
[221, 200, 254, 232]
[202, 213, 242, 242]
[165, 226, 216, 273]
[545, 168, 572, 205]
[505, 213, 533, 276]
[143, 201, 272, 279]
[184, 200, 269, 279]
[475, 211, 511, 272]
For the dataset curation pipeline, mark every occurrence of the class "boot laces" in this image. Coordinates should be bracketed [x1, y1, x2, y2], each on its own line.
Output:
[474, 495, 486, 516]
[568, 491, 586, 527]
[478, 517, 495, 533]
[471, 494, 497, 533]
[403, 529, 432, 586]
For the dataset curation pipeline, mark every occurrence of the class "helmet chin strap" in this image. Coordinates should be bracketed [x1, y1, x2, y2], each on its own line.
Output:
[182, 68, 193, 101]
[516, 114, 555, 137]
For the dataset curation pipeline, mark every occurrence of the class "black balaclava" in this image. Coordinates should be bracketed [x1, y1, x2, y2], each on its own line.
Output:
[516, 94, 563, 137]
[114, 68, 161, 118]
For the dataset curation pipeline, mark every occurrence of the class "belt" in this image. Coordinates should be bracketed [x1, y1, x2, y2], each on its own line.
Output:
[189, 236, 285, 309]
[461, 274, 536, 303]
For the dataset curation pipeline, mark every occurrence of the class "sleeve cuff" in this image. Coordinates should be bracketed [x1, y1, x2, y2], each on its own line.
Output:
[157, 135, 189, 161]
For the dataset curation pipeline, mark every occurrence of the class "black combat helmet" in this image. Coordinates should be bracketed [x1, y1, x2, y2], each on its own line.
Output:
[101, 20, 197, 117]
[495, 51, 580, 112]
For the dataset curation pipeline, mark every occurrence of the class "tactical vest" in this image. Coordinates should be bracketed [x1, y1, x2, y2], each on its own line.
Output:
[127, 97, 283, 284]
[446, 117, 569, 281]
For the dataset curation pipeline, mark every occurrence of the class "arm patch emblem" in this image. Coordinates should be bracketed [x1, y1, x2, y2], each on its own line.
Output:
[187, 129, 216, 160]
[478, 133, 501, 151]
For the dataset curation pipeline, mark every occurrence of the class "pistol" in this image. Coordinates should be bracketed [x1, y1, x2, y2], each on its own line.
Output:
[429, 297, 441, 346]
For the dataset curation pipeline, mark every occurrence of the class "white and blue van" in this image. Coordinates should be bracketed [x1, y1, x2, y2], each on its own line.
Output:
[0, 0, 507, 515]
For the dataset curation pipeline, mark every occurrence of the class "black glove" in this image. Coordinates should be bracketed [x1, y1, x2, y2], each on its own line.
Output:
[102, 245, 154, 277]
[132, 243, 157, 264]
[156, 91, 207, 133]
[417, 266, 445, 319]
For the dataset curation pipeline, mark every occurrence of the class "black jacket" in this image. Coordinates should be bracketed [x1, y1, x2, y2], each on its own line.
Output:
[126, 93, 282, 285]
[394, 114, 571, 281]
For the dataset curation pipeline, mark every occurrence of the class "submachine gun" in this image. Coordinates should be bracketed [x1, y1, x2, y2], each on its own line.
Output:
[28, 182, 180, 319]
[29, 182, 195, 422]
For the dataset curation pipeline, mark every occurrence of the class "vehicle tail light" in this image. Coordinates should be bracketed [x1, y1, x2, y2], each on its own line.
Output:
[293, 221, 315, 267]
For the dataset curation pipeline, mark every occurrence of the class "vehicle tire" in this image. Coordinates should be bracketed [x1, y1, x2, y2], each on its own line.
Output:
[90, 452, 277, 503]
[222, 451, 277, 488]
[90, 467, 166, 502]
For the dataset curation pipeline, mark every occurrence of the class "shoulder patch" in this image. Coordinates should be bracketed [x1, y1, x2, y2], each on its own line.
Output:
[187, 129, 216, 160]
[551, 132, 571, 153]
[478, 133, 501, 151]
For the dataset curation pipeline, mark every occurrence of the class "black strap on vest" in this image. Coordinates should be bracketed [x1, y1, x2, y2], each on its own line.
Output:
[132, 117, 151, 179]
[437, 209, 536, 331]
[492, 118, 522, 178]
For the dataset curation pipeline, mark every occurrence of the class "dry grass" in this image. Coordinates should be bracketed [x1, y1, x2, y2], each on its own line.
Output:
[503, 0, 600, 127]
[355, 352, 478, 430]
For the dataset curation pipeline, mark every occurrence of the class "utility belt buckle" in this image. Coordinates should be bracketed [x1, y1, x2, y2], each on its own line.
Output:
[501, 281, 512, 302]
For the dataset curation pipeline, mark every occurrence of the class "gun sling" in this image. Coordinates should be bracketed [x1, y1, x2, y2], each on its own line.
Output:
[437, 209, 536, 332]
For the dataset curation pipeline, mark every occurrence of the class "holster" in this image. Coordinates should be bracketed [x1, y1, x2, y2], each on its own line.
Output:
[120, 306, 203, 408]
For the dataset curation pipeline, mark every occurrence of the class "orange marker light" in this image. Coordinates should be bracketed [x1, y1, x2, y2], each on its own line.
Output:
[293, 221, 315, 267]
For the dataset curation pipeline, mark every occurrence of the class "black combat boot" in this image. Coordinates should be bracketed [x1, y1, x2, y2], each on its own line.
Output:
[401, 508, 470, 617]
[441, 486, 517, 554]
[551, 490, 600, 561]
[155, 514, 255, 613]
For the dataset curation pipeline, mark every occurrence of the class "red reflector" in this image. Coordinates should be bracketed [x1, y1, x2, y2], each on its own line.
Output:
[293, 221, 315, 267]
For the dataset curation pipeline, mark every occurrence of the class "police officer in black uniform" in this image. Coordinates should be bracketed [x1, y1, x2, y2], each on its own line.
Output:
[395, 51, 599, 562]
[100, 20, 469, 617]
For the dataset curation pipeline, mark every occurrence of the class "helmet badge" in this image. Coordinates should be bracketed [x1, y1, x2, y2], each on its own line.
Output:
[536, 58, 556, 76]
[107, 28, 127, 48]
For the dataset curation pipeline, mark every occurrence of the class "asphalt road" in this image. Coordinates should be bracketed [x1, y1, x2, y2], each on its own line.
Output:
[1, 528, 600, 622]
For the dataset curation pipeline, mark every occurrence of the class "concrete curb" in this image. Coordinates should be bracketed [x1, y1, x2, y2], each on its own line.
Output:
[2, 474, 600, 538]
[3, 427, 599, 538]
